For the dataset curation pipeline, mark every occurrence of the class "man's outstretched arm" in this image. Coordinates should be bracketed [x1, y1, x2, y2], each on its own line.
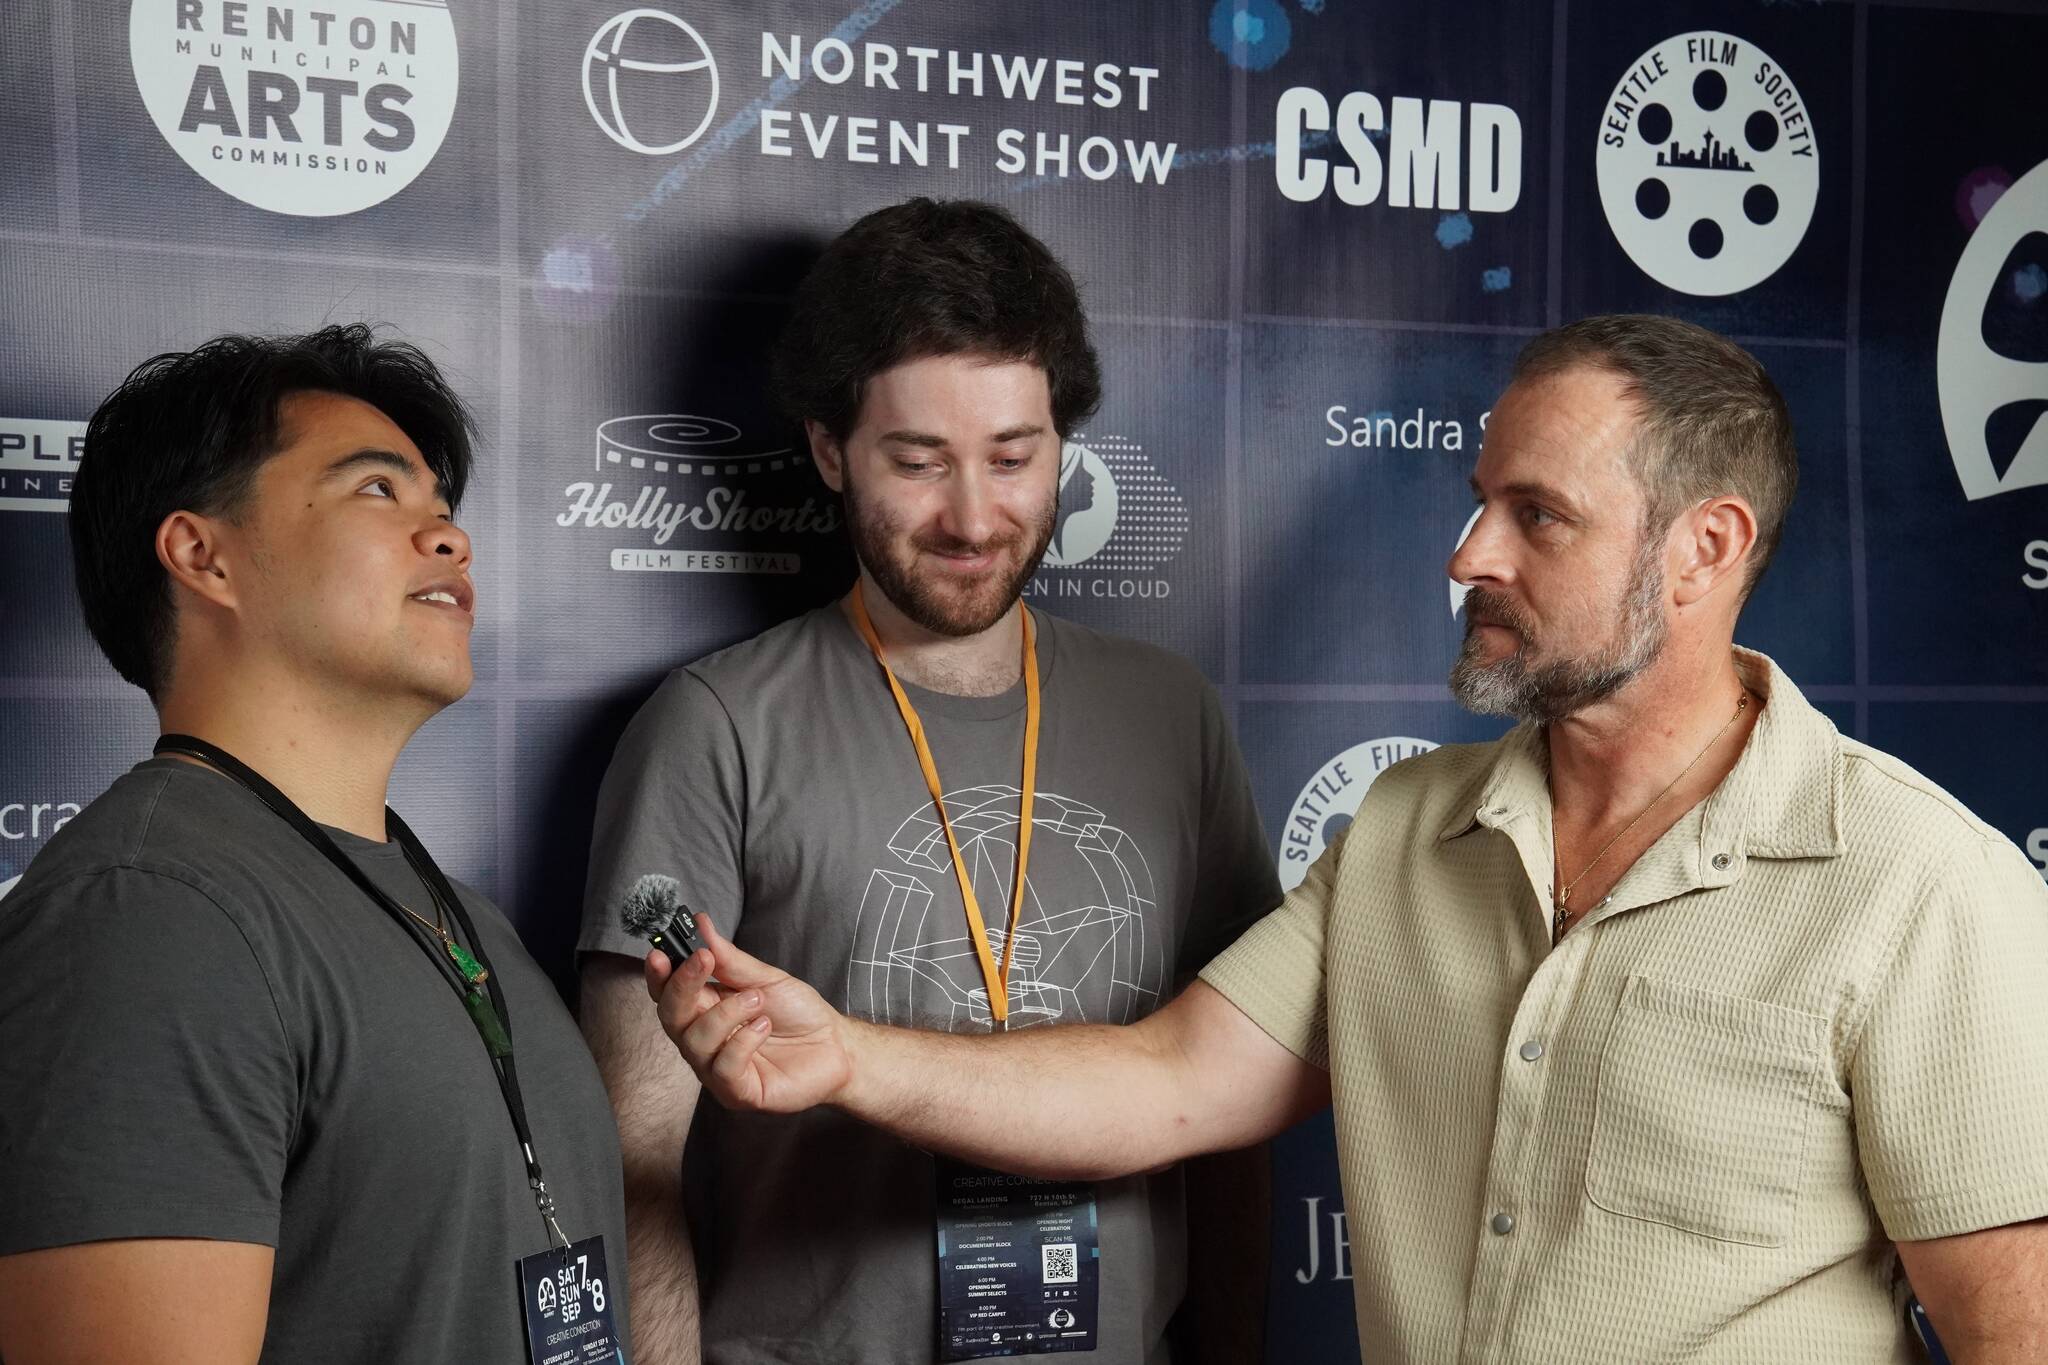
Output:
[650, 917, 1330, 1181]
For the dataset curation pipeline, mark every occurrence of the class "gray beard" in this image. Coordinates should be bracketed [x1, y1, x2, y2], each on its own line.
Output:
[1449, 539, 1669, 723]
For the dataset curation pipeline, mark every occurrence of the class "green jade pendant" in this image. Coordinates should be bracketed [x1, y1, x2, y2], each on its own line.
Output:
[442, 941, 513, 1059]
[445, 938, 488, 986]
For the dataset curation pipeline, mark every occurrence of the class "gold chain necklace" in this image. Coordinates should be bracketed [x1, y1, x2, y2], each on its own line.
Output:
[1552, 690, 1751, 942]
[394, 886, 489, 985]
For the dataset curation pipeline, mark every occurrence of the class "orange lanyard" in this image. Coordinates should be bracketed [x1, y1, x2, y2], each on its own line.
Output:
[847, 581, 1040, 1028]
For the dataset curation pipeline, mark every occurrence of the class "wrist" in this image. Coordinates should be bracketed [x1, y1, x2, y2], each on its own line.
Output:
[831, 1014, 874, 1114]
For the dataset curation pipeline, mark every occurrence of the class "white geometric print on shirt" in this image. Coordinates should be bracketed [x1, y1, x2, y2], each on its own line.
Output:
[847, 785, 1164, 1031]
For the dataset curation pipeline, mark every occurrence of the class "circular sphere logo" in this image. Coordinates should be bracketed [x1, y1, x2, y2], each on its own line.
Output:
[128, 0, 460, 217]
[584, 9, 719, 156]
[1043, 442, 1120, 568]
[1596, 33, 1818, 296]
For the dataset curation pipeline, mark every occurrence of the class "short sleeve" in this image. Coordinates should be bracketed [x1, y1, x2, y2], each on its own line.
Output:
[1198, 828, 1344, 1071]
[1179, 679, 1283, 978]
[1851, 833, 2048, 1241]
[0, 867, 295, 1255]
[579, 667, 748, 961]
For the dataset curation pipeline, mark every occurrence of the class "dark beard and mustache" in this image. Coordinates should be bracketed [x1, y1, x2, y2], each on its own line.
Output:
[1449, 532, 1669, 723]
[842, 473, 1057, 638]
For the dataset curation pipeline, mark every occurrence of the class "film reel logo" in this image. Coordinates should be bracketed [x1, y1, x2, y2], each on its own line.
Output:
[1596, 33, 1818, 296]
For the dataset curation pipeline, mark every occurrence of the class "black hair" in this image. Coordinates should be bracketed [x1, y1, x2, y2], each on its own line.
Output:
[772, 197, 1103, 441]
[69, 323, 475, 699]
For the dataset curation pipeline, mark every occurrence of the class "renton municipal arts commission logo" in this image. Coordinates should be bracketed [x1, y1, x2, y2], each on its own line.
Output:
[1028, 438, 1190, 602]
[129, 0, 460, 216]
[1596, 32, 1817, 296]
[1280, 738, 1438, 889]
[0, 419, 87, 513]
[583, 9, 719, 156]
[555, 413, 842, 575]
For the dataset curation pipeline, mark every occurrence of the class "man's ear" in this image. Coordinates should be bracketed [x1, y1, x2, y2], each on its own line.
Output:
[1671, 495, 1759, 608]
[155, 509, 240, 613]
[807, 420, 846, 493]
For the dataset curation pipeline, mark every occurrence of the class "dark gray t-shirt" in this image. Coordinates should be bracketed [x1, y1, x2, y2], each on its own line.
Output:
[580, 604, 1279, 1365]
[0, 759, 630, 1364]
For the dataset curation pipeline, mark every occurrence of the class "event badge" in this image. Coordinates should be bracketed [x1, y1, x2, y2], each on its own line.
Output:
[935, 1158, 1100, 1358]
[518, 1235, 626, 1365]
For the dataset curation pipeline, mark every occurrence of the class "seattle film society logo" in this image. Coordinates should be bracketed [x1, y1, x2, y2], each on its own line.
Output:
[129, 0, 460, 216]
[1027, 438, 1189, 602]
[557, 414, 841, 574]
[1596, 32, 1817, 296]
[1281, 738, 1438, 889]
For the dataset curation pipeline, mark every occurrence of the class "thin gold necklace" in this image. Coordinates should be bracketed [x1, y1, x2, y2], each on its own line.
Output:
[1552, 690, 1751, 942]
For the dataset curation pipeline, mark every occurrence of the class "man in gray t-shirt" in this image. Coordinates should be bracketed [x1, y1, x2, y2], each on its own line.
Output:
[579, 199, 1278, 1365]
[0, 327, 628, 1363]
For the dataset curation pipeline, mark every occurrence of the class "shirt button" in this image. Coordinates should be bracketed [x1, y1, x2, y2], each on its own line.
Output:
[1518, 1040, 1545, 1062]
[1490, 1212, 1515, 1236]
[1712, 852, 1733, 871]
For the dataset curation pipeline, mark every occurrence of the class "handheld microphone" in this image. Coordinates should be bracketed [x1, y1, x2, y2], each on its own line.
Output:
[619, 873, 708, 970]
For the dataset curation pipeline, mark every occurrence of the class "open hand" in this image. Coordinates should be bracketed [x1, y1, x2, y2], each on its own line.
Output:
[645, 915, 854, 1113]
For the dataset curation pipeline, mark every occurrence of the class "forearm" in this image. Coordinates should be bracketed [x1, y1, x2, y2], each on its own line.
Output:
[838, 1014, 1204, 1180]
[619, 1165, 699, 1364]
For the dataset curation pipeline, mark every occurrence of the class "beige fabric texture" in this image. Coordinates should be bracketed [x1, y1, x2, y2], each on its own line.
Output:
[1202, 649, 2048, 1363]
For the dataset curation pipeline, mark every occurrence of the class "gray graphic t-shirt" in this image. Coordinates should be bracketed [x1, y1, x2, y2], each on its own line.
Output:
[581, 603, 1279, 1365]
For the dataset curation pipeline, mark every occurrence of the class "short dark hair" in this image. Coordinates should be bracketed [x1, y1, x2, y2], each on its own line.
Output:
[1512, 314, 1798, 594]
[70, 323, 475, 699]
[772, 197, 1103, 441]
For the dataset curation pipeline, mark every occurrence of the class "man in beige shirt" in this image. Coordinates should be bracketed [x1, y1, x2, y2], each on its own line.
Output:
[648, 315, 2048, 1362]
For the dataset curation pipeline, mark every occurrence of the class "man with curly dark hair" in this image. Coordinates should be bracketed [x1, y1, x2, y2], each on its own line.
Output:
[579, 199, 1280, 1365]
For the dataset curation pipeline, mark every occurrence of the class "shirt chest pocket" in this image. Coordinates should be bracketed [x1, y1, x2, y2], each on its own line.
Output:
[1585, 974, 1828, 1248]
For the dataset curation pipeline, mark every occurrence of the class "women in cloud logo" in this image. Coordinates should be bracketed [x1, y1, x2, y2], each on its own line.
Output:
[1595, 32, 1817, 296]
[128, 0, 460, 217]
[583, 9, 720, 156]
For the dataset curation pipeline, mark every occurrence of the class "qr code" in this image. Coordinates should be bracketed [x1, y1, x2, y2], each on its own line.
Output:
[1041, 1242, 1078, 1285]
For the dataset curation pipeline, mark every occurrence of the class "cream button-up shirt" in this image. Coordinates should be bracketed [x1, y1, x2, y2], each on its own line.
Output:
[1204, 649, 2048, 1363]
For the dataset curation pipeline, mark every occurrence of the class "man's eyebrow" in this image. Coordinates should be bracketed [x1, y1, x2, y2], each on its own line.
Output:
[1470, 475, 1583, 511]
[876, 429, 949, 450]
[875, 424, 1049, 449]
[321, 448, 447, 500]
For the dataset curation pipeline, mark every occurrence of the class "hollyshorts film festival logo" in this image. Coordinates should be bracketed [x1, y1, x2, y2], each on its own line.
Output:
[1596, 32, 1817, 296]
[556, 413, 842, 575]
[129, 0, 460, 216]
[1026, 439, 1190, 603]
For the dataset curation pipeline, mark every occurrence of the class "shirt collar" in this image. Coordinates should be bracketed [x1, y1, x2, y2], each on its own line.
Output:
[1437, 647, 1847, 869]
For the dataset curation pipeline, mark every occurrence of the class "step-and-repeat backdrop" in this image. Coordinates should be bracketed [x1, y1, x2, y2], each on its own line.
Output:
[3, 1, 2044, 1357]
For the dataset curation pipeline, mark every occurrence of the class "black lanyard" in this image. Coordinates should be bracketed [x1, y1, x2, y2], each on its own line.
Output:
[153, 734, 571, 1251]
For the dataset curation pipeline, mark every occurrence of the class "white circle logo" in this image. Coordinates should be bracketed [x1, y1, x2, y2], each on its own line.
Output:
[128, 0, 460, 217]
[583, 10, 719, 156]
[1279, 737, 1438, 890]
[1596, 33, 1818, 296]
[1044, 442, 1120, 567]
[1938, 157, 2048, 502]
